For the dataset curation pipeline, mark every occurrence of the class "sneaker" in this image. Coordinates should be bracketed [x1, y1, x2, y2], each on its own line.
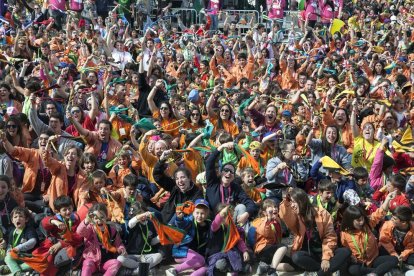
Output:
[132, 267, 140, 276]
[256, 262, 270, 275]
[215, 259, 228, 272]
[267, 267, 278, 276]
[0, 265, 10, 275]
[166, 268, 177, 276]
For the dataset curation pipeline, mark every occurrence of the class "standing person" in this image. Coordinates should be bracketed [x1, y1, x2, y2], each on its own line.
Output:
[279, 188, 351, 275]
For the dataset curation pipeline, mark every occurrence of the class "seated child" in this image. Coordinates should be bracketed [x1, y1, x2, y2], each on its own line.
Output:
[353, 167, 373, 199]
[379, 206, 414, 268]
[37, 196, 83, 275]
[310, 179, 338, 220]
[251, 199, 294, 275]
[166, 199, 211, 276]
[77, 203, 126, 276]
[240, 168, 263, 205]
[117, 202, 162, 275]
[341, 191, 399, 275]
[108, 148, 141, 190]
[4, 207, 38, 275]
[372, 174, 410, 211]
[205, 204, 250, 276]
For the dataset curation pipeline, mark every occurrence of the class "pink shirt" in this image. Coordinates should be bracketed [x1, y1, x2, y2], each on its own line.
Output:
[267, 0, 285, 19]
[48, 0, 66, 11]
[208, 0, 220, 15]
[320, 0, 334, 23]
[304, 0, 319, 21]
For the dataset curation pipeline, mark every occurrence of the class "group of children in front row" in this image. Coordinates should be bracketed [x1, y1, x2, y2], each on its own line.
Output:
[0, 160, 413, 276]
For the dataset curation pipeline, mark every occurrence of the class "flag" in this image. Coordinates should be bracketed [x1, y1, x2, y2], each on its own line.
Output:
[320, 156, 350, 175]
[10, 251, 49, 273]
[150, 216, 185, 245]
[222, 213, 240, 252]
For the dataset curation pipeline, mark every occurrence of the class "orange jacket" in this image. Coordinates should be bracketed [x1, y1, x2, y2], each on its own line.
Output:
[251, 217, 282, 254]
[379, 221, 414, 261]
[11, 147, 42, 194]
[138, 138, 177, 184]
[230, 54, 255, 82]
[153, 110, 180, 138]
[83, 130, 122, 162]
[341, 208, 386, 266]
[42, 151, 87, 211]
[279, 199, 337, 261]
[108, 160, 141, 190]
[210, 114, 239, 138]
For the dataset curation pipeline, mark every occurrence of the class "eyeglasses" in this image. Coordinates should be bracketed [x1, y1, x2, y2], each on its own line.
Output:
[222, 168, 235, 174]
[6, 125, 17, 129]
[46, 107, 56, 110]
[191, 113, 200, 117]
[71, 109, 81, 114]
[160, 107, 169, 111]
[220, 109, 230, 113]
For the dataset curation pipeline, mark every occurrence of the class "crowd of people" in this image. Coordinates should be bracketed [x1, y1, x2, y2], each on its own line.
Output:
[0, 0, 412, 276]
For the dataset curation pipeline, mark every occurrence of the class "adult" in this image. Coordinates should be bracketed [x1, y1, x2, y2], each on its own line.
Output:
[153, 149, 203, 222]
[205, 142, 258, 225]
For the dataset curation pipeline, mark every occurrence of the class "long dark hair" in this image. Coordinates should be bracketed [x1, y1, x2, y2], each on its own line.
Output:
[186, 105, 205, 127]
[341, 205, 370, 232]
[159, 101, 175, 120]
[5, 116, 23, 145]
[321, 125, 339, 157]
[217, 103, 233, 131]
[290, 188, 316, 228]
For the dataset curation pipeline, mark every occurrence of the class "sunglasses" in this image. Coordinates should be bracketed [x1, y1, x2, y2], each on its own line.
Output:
[160, 107, 169, 111]
[222, 168, 235, 174]
[71, 109, 81, 114]
[191, 113, 200, 116]
[6, 125, 17, 129]
[220, 109, 230, 113]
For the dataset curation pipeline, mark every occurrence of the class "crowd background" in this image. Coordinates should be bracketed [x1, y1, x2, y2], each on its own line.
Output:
[0, 0, 411, 276]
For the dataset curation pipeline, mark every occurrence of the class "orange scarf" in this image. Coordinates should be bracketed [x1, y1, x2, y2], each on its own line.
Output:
[95, 224, 117, 253]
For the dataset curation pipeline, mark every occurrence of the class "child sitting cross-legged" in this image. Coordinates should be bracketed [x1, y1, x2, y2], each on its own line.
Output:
[3, 207, 38, 275]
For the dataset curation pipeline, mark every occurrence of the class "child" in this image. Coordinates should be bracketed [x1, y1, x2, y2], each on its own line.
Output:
[4, 207, 38, 274]
[108, 148, 141, 190]
[118, 202, 162, 275]
[369, 138, 396, 192]
[353, 167, 373, 199]
[341, 191, 399, 275]
[0, 175, 19, 234]
[77, 169, 109, 209]
[37, 196, 83, 275]
[205, 204, 250, 276]
[166, 199, 211, 276]
[237, 141, 265, 177]
[372, 174, 410, 211]
[77, 203, 126, 276]
[240, 168, 263, 204]
[311, 157, 357, 204]
[379, 206, 414, 269]
[311, 179, 338, 220]
[251, 199, 294, 275]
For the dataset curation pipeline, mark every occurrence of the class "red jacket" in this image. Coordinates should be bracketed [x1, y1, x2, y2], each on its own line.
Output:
[372, 190, 410, 211]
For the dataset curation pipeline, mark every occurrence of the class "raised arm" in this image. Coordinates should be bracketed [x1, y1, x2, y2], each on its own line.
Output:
[147, 80, 163, 114]
[350, 99, 360, 137]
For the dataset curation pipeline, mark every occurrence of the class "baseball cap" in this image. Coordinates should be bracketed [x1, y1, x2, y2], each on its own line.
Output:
[249, 141, 262, 151]
[195, 199, 210, 209]
[188, 89, 199, 103]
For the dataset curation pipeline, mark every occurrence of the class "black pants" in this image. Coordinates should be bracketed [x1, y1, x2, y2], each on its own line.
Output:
[291, 247, 351, 276]
[348, 255, 398, 276]
[379, 246, 414, 265]
[24, 193, 47, 214]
